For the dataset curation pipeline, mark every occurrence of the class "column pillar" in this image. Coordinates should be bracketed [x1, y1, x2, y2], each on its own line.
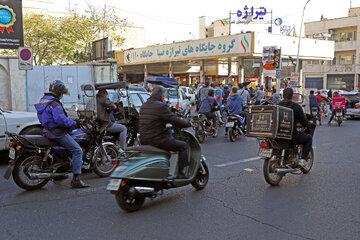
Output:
[355, 73, 358, 90]
[227, 58, 232, 84]
[169, 62, 174, 78]
[144, 64, 148, 80]
[200, 59, 205, 84]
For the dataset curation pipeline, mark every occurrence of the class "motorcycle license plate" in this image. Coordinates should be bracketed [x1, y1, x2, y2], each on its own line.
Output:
[225, 122, 234, 127]
[258, 148, 273, 158]
[106, 179, 121, 191]
[336, 112, 342, 116]
[9, 148, 15, 160]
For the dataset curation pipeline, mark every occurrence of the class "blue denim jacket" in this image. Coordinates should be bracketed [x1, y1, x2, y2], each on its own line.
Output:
[34, 94, 76, 139]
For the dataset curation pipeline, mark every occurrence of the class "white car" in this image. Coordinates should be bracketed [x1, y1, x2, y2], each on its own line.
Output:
[180, 87, 196, 104]
[165, 88, 191, 114]
[0, 108, 42, 151]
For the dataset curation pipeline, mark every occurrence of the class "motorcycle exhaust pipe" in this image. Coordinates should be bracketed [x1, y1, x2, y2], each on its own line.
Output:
[128, 186, 157, 197]
[274, 168, 299, 175]
[29, 173, 67, 179]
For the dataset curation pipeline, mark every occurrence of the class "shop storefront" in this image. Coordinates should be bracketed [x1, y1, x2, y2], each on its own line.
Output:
[327, 74, 354, 91]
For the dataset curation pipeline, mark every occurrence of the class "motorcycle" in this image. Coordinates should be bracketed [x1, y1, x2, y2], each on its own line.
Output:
[258, 121, 315, 186]
[334, 109, 343, 126]
[191, 113, 218, 143]
[311, 107, 321, 125]
[3, 102, 119, 191]
[107, 124, 209, 212]
[225, 114, 246, 142]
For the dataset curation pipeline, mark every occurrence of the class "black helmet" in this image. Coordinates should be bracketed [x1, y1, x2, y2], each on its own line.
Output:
[49, 80, 69, 97]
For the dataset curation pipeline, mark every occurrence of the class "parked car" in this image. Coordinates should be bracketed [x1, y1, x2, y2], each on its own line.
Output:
[0, 108, 42, 151]
[180, 86, 196, 104]
[107, 90, 150, 113]
[165, 88, 191, 114]
[340, 92, 360, 119]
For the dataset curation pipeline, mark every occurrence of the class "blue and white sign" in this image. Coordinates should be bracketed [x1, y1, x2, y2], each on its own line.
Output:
[274, 18, 283, 26]
[124, 33, 252, 64]
[276, 70, 282, 78]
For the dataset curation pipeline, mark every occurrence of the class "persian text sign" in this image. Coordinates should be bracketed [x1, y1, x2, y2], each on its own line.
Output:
[123, 33, 252, 64]
[0, 0, 24, 49]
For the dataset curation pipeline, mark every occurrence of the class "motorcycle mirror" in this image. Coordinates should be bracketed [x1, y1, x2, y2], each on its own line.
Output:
[71, 105, 79, 112]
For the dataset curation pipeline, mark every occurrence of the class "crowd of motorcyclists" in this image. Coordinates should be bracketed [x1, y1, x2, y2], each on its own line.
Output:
[19, 78, 349, 189]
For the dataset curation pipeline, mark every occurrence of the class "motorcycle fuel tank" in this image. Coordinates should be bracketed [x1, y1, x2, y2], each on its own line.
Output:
[70, 129, 93, 146]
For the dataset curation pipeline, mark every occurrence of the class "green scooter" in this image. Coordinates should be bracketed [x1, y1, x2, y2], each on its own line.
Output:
[106, 125, 209, 212]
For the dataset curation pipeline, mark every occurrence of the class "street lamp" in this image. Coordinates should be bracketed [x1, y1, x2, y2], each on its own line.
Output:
[295, 0, 311, 73]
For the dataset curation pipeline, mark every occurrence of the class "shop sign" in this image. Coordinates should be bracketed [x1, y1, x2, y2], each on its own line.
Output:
[124, 33, 252, 64]
[0, 0, 24, 49]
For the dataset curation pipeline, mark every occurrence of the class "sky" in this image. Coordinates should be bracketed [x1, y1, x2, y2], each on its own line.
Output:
[48, 0, 359, 45]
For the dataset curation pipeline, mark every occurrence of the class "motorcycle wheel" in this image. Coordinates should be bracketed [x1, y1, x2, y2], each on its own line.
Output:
[115, 188, 145, 212]
[229, 128, 237, 142]
[301, 148, 314, 174]
[195, 128, 205, 143]
[337, 119, 342, 127]
[191, 161, 209, 190]
[93, 145, 119, 177]
[263, 158, 283, 186]
[13, 153, 49, 190]
[212, 127, 218, 138]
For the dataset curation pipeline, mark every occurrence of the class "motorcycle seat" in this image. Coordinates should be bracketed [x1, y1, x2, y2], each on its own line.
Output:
[125, 145, 171, 159]
[23, 135, 57, 147]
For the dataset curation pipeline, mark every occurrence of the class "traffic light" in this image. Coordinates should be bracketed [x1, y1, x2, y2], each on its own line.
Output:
[272, 48, 281, 69]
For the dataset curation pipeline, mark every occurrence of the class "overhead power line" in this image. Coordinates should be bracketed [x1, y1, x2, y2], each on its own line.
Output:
[107, 5, 197, 26]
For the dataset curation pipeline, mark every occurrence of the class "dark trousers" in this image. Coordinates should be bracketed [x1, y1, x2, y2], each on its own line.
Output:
[293, 132, 312, 160]
[202, 112, 217, 127]
[329, 109, 345, 123]
[157, 138, 189, 172]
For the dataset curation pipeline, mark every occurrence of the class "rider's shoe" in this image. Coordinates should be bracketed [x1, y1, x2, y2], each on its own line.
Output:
[297, 159, 307, 171]
[71, 174, 90, 188]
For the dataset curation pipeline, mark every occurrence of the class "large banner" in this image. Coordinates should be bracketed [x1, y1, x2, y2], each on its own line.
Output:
[0, 0, 24, 49]
[123, 33, 252, 64]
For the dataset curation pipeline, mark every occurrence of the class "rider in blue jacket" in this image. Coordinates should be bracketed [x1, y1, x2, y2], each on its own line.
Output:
[35, 80, 89, 188]
[225, 87, 245, 136]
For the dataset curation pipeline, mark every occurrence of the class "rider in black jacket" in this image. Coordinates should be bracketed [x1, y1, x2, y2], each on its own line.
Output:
[278, 88, 312, 170]
[139, 86, 191, 178]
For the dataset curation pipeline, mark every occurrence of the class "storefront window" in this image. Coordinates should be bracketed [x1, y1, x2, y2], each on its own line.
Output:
[327, 74, 354, 91]
[339, 56, 353, 64]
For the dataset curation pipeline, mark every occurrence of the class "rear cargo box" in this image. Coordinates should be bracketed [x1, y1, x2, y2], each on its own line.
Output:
[246, 105, 294, 140]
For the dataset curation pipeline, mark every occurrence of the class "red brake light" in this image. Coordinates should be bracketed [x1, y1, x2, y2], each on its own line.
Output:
[260, 141, 270, 149]
[111, 161, 117, 165]
[110, 190, 117, 194]
[8, 142, 13, 148]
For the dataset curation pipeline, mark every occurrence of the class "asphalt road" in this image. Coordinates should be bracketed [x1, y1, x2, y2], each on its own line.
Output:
[0, 118, 359, 240]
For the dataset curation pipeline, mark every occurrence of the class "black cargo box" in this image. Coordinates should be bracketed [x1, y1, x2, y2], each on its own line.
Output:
[246, 105, 294, 140]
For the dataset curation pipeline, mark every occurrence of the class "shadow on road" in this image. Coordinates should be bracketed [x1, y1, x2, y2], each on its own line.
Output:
[0, 150, 9, 166]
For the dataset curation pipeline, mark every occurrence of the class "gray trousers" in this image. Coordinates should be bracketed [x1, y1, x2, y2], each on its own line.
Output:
[107, 123, 127, 150]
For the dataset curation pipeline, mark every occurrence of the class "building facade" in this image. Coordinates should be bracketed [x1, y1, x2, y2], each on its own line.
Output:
[303, 7, 360, 91]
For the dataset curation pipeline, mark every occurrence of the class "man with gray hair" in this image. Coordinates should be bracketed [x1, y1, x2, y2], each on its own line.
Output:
[139, 86, 191, 178]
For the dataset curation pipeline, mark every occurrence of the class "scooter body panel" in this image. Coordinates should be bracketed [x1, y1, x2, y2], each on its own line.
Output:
[111, 153, 170, 181]
[110, 129, 203, 187]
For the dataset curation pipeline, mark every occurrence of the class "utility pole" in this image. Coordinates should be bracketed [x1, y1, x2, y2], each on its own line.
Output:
[295, 0, 311, 73]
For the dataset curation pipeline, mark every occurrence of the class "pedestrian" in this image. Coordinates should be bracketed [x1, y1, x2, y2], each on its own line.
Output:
[238, 83, 250, 106]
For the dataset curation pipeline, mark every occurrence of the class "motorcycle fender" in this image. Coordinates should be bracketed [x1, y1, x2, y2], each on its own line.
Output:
[3, 160, 15, 180]
[92, 142, 116, 164]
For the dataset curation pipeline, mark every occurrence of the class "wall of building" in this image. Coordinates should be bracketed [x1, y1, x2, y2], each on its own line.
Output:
[0, 56, 116, 112]
[0, 56, 27, 111]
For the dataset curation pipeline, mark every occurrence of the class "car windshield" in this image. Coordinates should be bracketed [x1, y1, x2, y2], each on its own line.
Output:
[165, 89, 179, 99]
